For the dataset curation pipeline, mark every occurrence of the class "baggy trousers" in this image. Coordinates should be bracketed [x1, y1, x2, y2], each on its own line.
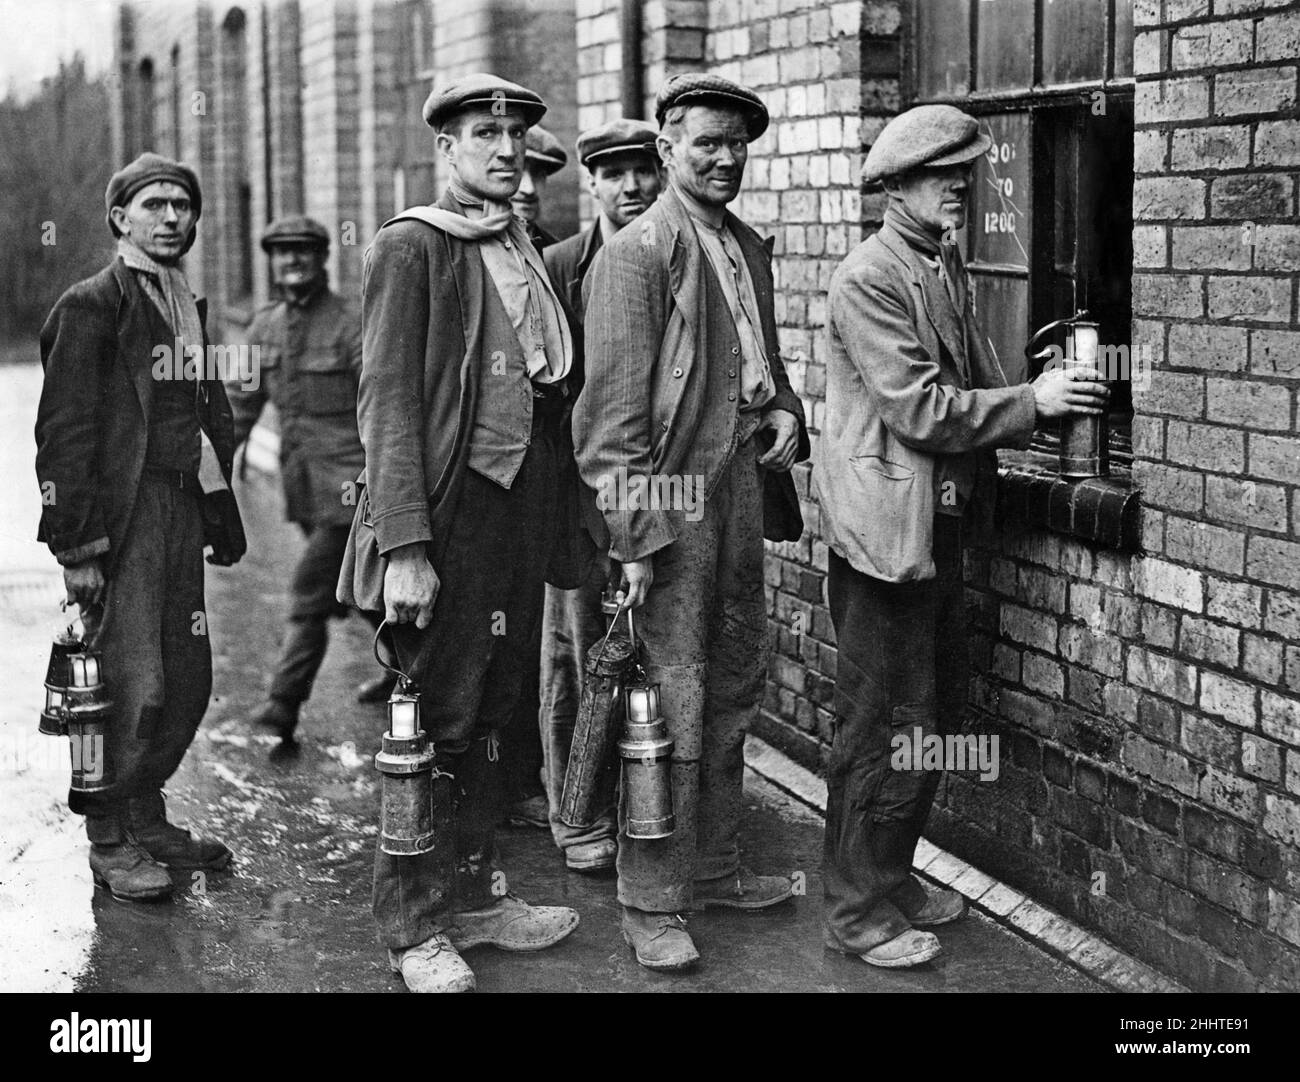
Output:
[75, 474, 212, 843]
[538, 557, 618, 850]
[268, 521, 382, 705]
[617, 437, 768, 913]
[372, 397, 561, 950]
[822, 515, 968, 953]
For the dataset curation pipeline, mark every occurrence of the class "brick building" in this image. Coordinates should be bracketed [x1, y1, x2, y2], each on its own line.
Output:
[111, 0, 1300, 991]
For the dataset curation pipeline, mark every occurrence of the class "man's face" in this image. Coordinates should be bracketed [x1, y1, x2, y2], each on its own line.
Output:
[511, 162, 549, 222]
[437, 106, 528, 204]
[590, 152, 661, 229]
[889, 162, 974, 237]
[110, 180, 195, 264]
[268, 243, 327, 293]
[658, 106, 750, 209]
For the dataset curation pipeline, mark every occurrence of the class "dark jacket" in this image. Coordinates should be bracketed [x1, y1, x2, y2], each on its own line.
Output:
[35, 258, 242, 572]
[573, 185, 810, 563]
[816, 220, 1036, 582]
[229, 287, 365, 527]
[543, 221, 602, 320]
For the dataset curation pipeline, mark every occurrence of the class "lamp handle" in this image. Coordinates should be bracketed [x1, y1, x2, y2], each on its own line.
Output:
[1024, 308, 1091, 363]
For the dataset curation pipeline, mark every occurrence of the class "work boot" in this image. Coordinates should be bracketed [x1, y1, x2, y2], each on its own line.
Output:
[356, 672, 397, 704]
[89, 836, 173, 902]
[565, 837, 617, 873]
[388, 932, 476, 993]
[621, 907, 700, 971]
[127, 791, 232, 871]
[446, 894, 578, 952]
[693, 866, 795, 910]
[825, 927, 941, 969]
[908, 884, 967, 927]
[249, 697, 299, 742]
[507, 794, 550, 829]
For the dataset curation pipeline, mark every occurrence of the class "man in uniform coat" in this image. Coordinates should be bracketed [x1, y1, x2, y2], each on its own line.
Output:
[230, 215, 389, 745]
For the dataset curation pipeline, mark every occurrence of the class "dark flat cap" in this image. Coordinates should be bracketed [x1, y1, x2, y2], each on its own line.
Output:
[260, 215, 330, 252]
[525, 126, 567, 175]
[654, 73, 769, 141]
[422, 73, 547, 130]
[105, 152, 202, 234]
[577, 118, 660, 169]
[862, 105, 992, 185]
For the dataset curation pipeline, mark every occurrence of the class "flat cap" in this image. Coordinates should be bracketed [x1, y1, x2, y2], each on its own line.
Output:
[576, 118, 660, 170]
[260, 215, 330, 252]
[105, 152, 202, 234]
[862, 104, 992, 185]
[422, 73, 547, 130]
[525, 126, 567, 175]
[654, 73, 768, 141]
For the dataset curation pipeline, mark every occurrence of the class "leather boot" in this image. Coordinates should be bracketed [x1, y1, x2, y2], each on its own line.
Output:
[127, 791, 233, 871]
[86, 815, 172, 902]
[249, 697, 299, 741]
[621, 907, 700, 971]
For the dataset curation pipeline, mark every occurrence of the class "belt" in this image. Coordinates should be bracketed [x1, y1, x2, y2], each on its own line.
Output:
[530, 379, 568, 417]
[143, 467, 202, 496]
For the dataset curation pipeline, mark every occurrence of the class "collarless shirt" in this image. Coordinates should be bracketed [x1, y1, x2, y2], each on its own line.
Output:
[680, 200, 774, 412]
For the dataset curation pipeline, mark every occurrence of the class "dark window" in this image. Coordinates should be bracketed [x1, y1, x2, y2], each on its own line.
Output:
[137, 58, 155, 153]
[910, 0, 1135, 453]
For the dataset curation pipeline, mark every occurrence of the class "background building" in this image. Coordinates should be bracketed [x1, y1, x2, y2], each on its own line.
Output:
[111, 0, 1300, 992]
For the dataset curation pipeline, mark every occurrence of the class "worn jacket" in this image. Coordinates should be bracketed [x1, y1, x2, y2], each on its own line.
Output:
[815, 220, 1037, 583]
[35, 259, 241, 572]
[573, 185, 810, 563]
[337, 189, 588, 608]
[229, 287, 365, 527]
[544, 221, 602, 320]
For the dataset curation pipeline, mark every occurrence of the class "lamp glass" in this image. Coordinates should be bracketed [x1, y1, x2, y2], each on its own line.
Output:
[389, 697, 418, 738]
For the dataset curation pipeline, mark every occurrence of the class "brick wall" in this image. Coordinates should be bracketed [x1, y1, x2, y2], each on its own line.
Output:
[931, 0, 1300, 991]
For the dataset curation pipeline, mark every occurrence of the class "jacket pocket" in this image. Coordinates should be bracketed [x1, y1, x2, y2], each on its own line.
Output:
[847, 454, 933, 577]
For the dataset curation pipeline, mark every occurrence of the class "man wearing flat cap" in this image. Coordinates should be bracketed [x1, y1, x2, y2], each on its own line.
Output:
[511, 125, 568, 249]
[573, 73, 809, 970]
[338, 73, 582, 993]
[528, 118, 664, 874]
[35, 151, 244, 903]
[228, 215, 389, 746]
[817, 104, 1108, 968]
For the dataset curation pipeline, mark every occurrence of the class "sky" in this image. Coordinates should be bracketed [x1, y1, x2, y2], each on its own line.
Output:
[0, 0, 116, 102]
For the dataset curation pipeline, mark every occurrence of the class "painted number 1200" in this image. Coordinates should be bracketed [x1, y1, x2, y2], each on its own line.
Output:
[984, 211, 1017, 233]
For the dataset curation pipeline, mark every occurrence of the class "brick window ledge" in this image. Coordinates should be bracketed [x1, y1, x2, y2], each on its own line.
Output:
[996, 449, 1141, 552]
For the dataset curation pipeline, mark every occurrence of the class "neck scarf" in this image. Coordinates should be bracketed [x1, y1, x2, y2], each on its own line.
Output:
[885, 201, 967, 316]
[117, 238, 228, 494]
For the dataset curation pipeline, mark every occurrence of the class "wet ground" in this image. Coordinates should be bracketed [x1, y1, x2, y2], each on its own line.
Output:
[0, 372, 1100, 992]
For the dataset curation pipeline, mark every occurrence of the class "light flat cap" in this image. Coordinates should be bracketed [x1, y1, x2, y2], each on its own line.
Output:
[654, 73, 769, 141]
[105, 152, 202, 234]
[525, 126, 567, 175]
[260, 215, 330, 252]
[862, 104, 992, 185]
[422, 73, 547, 130]
[576, 118, 660, 169]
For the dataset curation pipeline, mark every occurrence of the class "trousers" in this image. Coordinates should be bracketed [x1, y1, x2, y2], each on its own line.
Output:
[822, 515, 968, 952]
[75, 474, 211, 839]
[269, 522, 381, 705]
[616, 437, 768, 913]
[372, 397, 562, 949]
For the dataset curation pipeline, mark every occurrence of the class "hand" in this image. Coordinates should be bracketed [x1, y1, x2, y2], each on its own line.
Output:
[616, 559, 653, 609]
[384, 542, 440, 629]
[63, 558, 105, 609]
[756, 409, 800, 472]
[1031, 367, 1109, 420]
